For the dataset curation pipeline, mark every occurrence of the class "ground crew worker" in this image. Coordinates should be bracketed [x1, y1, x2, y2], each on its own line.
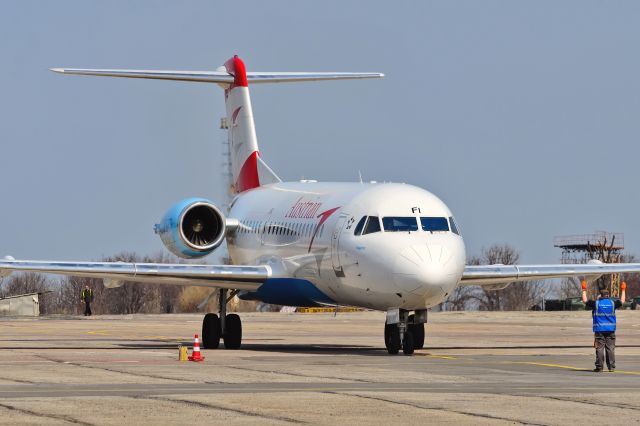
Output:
[81, 285, 93, 316]
[581, 281, 626, 372]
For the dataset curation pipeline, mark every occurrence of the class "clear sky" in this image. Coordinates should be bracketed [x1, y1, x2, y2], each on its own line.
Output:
[1, 1, 639, 264]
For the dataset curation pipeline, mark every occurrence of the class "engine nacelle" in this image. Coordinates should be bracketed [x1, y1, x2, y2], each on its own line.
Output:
[155, 198, 227, 259]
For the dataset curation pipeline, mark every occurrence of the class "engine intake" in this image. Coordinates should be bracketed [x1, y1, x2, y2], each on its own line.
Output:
[156, 198, 226, 259]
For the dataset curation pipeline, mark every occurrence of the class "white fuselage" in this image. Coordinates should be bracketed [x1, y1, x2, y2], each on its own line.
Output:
[228, 181, 466, 311]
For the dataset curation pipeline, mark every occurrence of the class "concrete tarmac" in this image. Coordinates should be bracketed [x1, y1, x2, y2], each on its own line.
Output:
[1, 310, 639, 425]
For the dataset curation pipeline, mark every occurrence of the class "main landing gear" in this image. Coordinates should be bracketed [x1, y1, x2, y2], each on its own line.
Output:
[201, 289, 242, 350]
[384, 309, 426, 356]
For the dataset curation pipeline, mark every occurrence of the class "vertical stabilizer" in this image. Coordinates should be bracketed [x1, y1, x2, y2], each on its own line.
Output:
[223, 56, 280, 193]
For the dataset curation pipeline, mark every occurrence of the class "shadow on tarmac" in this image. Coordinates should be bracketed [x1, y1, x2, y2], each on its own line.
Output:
[1, 341, 640, 355]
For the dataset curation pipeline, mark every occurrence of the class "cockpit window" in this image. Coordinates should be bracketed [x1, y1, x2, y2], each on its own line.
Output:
[382, 217, 418, 232]
[420, 217, 449, 232]
[362, 216, 381, 235]
[354, 216, 367, 236]
[449, 216, 460, 235]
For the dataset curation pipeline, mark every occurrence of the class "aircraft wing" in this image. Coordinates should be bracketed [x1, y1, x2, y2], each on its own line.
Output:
[0, 258, 270, 291]
[461, 262, 640, 287]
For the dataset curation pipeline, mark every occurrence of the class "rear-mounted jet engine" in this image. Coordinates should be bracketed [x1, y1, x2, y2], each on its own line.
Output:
[155, 198, 232, 258]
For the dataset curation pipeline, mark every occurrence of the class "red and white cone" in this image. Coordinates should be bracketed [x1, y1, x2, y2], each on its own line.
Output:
[188, 334, 205, 362]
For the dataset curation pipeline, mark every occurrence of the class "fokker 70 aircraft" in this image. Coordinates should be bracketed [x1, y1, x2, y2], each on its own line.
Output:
[1, 56, 639, 355]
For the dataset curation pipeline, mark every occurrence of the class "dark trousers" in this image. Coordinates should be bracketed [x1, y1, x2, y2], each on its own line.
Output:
[595, 331, 615, 370]
[84, 301, 92, 316]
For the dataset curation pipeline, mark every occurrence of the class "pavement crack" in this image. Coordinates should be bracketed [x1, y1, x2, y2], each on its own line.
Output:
[139, 396, 306, 424]
[534, 395, 640, 412]
[326, 391, 547, 426]
[0, 401, 95, 426]
[0, 376, 37, 384]
[33, 354, 196, 383]
[224, 364, 373, 383]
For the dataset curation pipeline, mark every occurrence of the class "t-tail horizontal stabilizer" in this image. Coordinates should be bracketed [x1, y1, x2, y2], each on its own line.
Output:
[49, 68, 384, 85]
[51, 56, 384, 195]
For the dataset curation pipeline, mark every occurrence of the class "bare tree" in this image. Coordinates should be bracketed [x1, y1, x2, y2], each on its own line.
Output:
[558, 277, 582, 300]
[142, 252, 182, 313]
[443, 285, 474, 311]
[54, 251, 183, 315]
[0, 250, 265, 315]
[587, 235, 622, 294]
[620, 253, 639, 299]
[465, 244, 543, 311]
[1, 272, 52, 314]
[98, 252, 164, 314]
[559, 252, 637, 300]
[55, 275, 100, 315]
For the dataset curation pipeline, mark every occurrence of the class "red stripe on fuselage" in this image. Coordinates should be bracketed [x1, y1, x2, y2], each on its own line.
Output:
[308, 207, 341, 252]
[236, 151, 260, 193]
[224, 55, 249, 88]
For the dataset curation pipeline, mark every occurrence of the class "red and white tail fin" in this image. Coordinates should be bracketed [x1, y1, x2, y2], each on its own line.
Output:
[223, 56, 279, 193]
[51, 56, 383, 194]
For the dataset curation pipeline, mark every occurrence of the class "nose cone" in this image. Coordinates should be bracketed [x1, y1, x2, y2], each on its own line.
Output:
[394, 245, 463, 296]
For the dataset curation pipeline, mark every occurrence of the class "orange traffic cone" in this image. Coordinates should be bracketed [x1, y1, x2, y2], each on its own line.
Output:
[188, 334, 205, 362]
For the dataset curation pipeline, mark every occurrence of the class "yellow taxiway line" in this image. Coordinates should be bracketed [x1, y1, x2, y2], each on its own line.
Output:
[509, 361, 640, 375]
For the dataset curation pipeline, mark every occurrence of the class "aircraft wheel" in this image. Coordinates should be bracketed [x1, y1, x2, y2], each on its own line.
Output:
[402, 330, 415, 355]
[223, 314, 242, 349]
[385, 323, 400, 355]
[384, 322, 390, 347]
[408, 314, 425, 349]
[202, 313, 221, 349]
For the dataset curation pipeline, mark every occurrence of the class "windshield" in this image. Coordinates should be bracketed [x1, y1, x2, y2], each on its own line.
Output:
[354, 216, 366, 235]
[420, 217, 449, 232]
[449, 216, 460, 235]
[362, 216, 381, 235]
[382, 217, 418, 232]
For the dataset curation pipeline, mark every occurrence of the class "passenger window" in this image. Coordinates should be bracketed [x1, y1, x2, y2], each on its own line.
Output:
[420, 217, 449, 232]
[354, 216, 367, 236]
[382, 217, 418, 232]
[449, 216, 460, 235]
[362, 216, 381, 235]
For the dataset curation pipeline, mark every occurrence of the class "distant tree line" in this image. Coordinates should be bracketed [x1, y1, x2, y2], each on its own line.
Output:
[443, 243, 639, 311]
[2, 246, 638, 315]
[0, 251, 263, 315]
[443, 244, 545, 311]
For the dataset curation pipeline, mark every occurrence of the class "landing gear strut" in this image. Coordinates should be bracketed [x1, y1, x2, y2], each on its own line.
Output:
[384, 309, 426, 355]
[201, 289, 242, 349]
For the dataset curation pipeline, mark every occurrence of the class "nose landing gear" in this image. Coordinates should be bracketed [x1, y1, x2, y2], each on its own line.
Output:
[201, 289, 242, 350]
[384, 309, 426, 355]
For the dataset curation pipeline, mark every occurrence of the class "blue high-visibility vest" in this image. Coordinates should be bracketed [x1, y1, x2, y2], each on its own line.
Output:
[593, 298, 616, 332]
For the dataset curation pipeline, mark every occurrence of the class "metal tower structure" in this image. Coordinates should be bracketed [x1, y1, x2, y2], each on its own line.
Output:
[554, 231, 624, 298]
